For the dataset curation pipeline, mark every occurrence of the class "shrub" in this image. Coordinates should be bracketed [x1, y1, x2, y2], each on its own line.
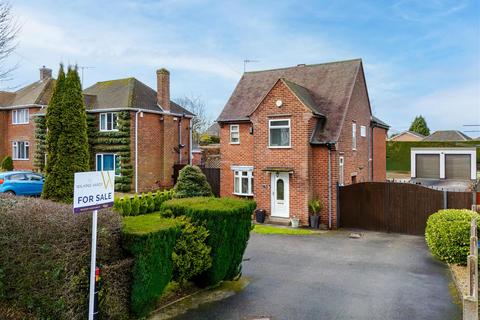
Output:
[113, 190, 175, 216]
[425, 209, 480, 265]
[131, 195, 140, 215]
[173, 165, 213, 198]
[0, 195, 130, 319]
[122, 214, 180, 317]
[172, 217, 212, 285]
[162, 197, 256, 286]
[0, 156, 13, 171]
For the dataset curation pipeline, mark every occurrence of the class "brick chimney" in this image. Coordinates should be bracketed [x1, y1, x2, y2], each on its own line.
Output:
[39, 66, 52, 80]
[156, 68, 170, 111]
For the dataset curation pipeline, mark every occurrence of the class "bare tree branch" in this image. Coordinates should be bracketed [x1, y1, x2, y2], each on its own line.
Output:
[0, 2, 19, 82]
[175, 95, 212, 144]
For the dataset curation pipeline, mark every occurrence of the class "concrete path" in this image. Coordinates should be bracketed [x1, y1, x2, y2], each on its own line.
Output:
[173, 231, 461, 320]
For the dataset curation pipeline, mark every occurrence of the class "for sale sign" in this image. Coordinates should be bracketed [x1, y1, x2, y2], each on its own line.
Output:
[73, 171, 115, 213]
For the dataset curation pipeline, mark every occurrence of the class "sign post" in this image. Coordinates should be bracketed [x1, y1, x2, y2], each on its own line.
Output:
[73, 171, 115, 320]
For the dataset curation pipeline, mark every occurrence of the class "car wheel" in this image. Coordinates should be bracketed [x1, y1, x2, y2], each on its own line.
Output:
[4, 190, 15, 196]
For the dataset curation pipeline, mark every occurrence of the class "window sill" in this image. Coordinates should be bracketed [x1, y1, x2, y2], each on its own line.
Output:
[268, 146, 291, 149]
[230, 142, 240, 145]
[233, 192, 254, 197]
[99, 129, 119, 132]
[12, 123, 29, 125]
[12, 159, 29, 161]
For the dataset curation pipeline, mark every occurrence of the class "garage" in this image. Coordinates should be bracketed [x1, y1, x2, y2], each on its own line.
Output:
[411, 147, 476, 181]
[415, 154, 440, 179]
[445, 154, 471, 180]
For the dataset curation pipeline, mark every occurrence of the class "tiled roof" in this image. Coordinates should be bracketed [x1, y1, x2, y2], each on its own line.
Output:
[371, 116, 390, 130]
[423, 130, 471, 142]
[217, 59, 364, 142]
[83, 77, 194, 116]
[0, 78, 55, 107]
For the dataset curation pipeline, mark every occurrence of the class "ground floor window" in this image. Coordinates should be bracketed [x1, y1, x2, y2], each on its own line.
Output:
[232, 166, 254, 196]
[96, 153, 120, 176]
[12, 141, 29, 160]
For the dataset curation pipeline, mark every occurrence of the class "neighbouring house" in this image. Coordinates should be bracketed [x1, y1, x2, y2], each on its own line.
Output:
[0, 66, 194, 192]
[206, 122, 220, 138]
[423, 130, 471, 141]
[217, 59, 389, 228]
[411, 147, 477, 182]
[389, 131, 425, 142]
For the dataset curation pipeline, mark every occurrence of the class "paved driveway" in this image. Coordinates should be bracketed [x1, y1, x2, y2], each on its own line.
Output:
[174, 231, 461, 320]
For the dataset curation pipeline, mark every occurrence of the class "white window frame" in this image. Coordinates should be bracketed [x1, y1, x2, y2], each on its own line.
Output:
[339, 156, 344, 186]
[352, 122, 357, 150]
[231, 165, 254, 196]
[230, 124, 240, 144]
[99, 112, 119, 132]
[268, 119, 291, 148]
[12, 109, 29, 125]
[96, 153, 121, 176]
[360, 125, 366, 138]
[12, 141, 29, 160]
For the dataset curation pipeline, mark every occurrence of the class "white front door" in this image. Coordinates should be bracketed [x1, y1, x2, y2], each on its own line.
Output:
[271, 172, 290, 218]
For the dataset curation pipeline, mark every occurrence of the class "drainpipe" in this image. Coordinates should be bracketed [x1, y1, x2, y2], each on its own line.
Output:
[327, 143, 333, 229]
[134, 110, 141, 193]
[178, 118, 182, 164]
[189, 118, 193, 165]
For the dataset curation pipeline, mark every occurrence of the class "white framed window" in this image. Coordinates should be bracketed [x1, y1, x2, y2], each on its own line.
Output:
[230, 124, 240, 144]
[269, 119, 291, 148]
[360, 125, 366, 137]
[12, 109, 29, 124]
[100, 112, 119, 131]
[232, 166, 254, 196]
[339, 156, 344, 186]
[352, 122, 357, 150]
[12, 141, 29, 160]
[96, 153, 121, 176]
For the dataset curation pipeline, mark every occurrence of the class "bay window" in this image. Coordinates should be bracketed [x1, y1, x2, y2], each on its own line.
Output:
[232, 166, 254, 196]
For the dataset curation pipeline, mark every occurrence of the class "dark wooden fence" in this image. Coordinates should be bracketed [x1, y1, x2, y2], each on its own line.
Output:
[173, 164, 220, 197]
[339, 182, 474, 235]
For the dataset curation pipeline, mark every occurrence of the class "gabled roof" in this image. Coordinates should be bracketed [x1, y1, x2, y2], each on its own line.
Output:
[0, 78, 55, 108]
[83, 77, 194, 116]
[217, 59, 364, 142]
[423, 130, 471, 142]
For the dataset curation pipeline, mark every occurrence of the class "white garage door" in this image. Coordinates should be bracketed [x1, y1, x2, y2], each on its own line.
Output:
[416, 154, 440, 179]
[445, 154, 471, 180]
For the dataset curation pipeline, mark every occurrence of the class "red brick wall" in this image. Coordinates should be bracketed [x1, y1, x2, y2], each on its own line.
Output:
[0, 110, 7, 159]
[3, 107, 41, 171]
[336, 67, 371, 184]
[372, 127, 387, 181]
[219, 122, 254, 197]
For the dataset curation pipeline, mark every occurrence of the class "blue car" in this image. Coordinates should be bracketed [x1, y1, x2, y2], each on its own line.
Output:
[0, 171, 44, 196]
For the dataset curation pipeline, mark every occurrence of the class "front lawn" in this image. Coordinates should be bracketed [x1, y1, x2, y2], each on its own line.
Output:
[252, 224, 318, 235]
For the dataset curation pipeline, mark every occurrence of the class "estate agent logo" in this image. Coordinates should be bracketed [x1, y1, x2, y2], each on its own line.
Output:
[73, 171, 115, 213]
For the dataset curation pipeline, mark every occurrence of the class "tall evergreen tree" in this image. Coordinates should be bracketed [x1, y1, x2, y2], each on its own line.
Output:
[42, 65, 66, 199]
[409, 115, 430, 136]
[43, 66, 90, 202]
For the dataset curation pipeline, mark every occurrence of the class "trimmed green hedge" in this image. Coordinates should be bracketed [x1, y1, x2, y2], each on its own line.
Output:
[425, 209, 480, 265]
[387, 141, 480, 171]
[122, 214, 180, 317]
[162, 197, 256, 286]
[114, 190, 175, 216]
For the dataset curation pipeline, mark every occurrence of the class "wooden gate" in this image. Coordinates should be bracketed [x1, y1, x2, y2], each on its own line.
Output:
[339, 182, 474, 235]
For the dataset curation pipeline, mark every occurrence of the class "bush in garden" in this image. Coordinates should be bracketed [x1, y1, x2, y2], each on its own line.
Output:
[113, 190, 175, 216]
[139, 194, 148, 215]
[172, 217, 212, 286]
[0, 195, 131, 319]
[173, 165, 213, 198]
[131, 195, 141, 215]
[162, 197, 256, 286]
[122, 214, 180, 317]
[425, 209, 480, 265]
[0, 156, 13, 171]
[146, 192, 155, 212]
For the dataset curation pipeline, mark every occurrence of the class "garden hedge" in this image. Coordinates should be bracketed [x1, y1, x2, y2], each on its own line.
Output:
[425, 209, 480, 265]
[387, 141, 480, 172]
[114, 189, 175, 216]
[0, 195, 131, 319]
[122, 214, 180, 317]
[162, 197, 256, 286]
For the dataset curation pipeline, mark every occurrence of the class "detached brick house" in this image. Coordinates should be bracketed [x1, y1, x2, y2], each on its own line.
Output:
[217, 59, 389, 228]
[0, 67, 193, 192]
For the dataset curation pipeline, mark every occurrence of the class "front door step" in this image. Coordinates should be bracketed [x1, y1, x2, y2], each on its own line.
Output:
[265, 216, 290, 226]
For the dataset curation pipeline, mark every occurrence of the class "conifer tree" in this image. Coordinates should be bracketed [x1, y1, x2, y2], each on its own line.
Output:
[409, 115, 430, 136]
[43, 66, 89, 202]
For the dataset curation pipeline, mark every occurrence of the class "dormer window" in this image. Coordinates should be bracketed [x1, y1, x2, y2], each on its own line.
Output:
[12, 109, 29, 124]
[100, 112, 118, 131]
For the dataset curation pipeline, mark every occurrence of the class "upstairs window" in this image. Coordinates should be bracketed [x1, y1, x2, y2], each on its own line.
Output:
[232, 166, 254, 196]
[100, 112, 118, 131]
[12, 109, 29, 124]
[269, 119, 291, 148]
[12, 141, 29, 160]
[352, 122, 357, 150]
[96, 153, 121, 176]
[230, 125, 240, 144]
[360, 125, 367, 137]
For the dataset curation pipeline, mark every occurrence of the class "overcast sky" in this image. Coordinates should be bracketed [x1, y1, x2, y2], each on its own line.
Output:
[5, 0, 480, 135]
